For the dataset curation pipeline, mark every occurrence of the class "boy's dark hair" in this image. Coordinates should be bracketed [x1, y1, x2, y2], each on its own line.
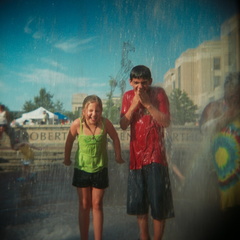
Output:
[130, 65, 152, 80]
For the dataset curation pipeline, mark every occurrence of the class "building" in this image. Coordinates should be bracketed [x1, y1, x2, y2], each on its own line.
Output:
[71, 93, 121, 113]
[71, 93, 88, 113]
[163, 14, 240, 114]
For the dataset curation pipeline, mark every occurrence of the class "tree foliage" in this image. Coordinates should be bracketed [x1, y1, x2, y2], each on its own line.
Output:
[103, 78, 121, 124]
[104, 42, 134, 124]
[23, 88, 64, 113]
[169, 88, 198, 125]
[64, 110, 79, 121]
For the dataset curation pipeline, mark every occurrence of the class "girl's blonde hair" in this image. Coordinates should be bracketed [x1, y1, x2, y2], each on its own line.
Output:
[81, 95, 103, 121]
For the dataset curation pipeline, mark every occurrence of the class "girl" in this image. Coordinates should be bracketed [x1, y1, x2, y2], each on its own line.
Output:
[64, 95, 124, 240]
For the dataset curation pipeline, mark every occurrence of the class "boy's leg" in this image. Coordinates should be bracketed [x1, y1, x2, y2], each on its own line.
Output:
[147, 163, 174, 240]
[137, 214, 151, 240]
[153, 219, 165, 240]
[92, 187, 105, 240]
[77, 187, 92, 240]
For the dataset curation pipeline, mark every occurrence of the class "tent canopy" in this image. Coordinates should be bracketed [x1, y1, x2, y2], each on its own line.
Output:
[22, 107, 57, 120]
[15, 107, 58, 125]
[54, 112, 68, 120]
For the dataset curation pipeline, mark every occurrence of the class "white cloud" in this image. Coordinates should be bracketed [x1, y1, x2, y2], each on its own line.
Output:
[54, 37, 96, 53]
[18, 68, 90, 87]
[33, 31, 44, 39]
[41, 58, 66, 71]
[91, 82, 107, 87]
[24, 17, 34, 34]
[24, 17, 44, 39]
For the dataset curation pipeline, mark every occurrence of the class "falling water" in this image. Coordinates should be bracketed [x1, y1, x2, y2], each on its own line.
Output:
[0, 121, 225, 239]
[1, 0, 239, 240]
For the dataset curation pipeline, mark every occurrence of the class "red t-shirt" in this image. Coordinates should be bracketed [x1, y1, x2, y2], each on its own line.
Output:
[121, 87, 170, 170]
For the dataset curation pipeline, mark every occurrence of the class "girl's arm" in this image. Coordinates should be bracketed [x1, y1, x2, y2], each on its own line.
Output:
[64, 119, 79, 166]
[106, 118, 125, 164]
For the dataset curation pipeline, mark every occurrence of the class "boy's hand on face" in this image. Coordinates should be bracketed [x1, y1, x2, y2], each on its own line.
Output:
[131, 92, 140, 110]
[138, 88, 151, 108]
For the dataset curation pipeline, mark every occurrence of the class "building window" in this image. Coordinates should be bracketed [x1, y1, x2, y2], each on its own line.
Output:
[178, 66, 181, 89]
[213, 57, 221, 70]
[213, 76, 221, 88]
[173, 81, 176, 89]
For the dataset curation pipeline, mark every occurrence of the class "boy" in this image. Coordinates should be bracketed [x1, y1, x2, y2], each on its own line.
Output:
[120, 65, 174, 240]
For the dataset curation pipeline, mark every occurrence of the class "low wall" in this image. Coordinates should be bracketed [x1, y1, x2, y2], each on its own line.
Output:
[0, 125, 206, 173]
[1, 124, 203, 146]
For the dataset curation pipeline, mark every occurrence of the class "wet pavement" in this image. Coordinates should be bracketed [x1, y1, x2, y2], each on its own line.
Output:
[0, 158, 230, 240]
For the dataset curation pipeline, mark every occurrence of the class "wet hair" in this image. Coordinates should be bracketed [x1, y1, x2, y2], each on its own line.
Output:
[224, 72, 240, 101]
[81, 95, 102, 120]
[130, 65, 152, 80]
[0, 104, 5, 110]
[224, 72, 240, 89]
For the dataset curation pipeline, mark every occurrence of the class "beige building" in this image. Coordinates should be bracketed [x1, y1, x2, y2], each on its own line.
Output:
[71, 93, 121, 113]
[72, 93, 88, 113]
[163, 14, 240, 114]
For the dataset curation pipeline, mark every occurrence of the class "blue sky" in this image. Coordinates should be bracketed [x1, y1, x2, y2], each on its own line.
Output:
[0, 0, 239, 111]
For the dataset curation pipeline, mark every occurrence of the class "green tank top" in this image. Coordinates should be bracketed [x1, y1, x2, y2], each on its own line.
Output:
[74, 118, 108, 173]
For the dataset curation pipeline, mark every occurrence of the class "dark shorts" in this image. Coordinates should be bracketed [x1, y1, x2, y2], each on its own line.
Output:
[127, 163, 174, 220]
[72, 167, 109, 189]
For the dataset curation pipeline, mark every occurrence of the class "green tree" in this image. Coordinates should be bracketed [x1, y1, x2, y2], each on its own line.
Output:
[103, 42, 134, 123]
[103, 77, 122, 124]
[104, 77, 117, 118]
[169, 88, 198, 125]
[63, 110, 79, 121]
[23, 88, 64, 113]
[54, 100, 64, 113]
[103, 102, 121, 124]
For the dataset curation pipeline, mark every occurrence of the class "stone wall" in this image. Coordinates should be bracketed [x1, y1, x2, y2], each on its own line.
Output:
[0, 125, 203, 146]
[0, 125, 205, 173]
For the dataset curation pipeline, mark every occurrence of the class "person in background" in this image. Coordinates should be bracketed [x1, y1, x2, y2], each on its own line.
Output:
[200, 72, 240, 239]
[164, 128, 185, 183]
[120, 65, 174, 240]
[14, 142, 42, 181]
[0, 104, 16, 149]
[64, 95, 124, 240]
[0, 104, 10, 140]
[42, 110, 49, 125]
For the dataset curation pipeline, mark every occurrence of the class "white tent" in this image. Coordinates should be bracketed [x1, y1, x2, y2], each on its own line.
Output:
[22, 107, 57, 119]
[15, 107, 58, 125]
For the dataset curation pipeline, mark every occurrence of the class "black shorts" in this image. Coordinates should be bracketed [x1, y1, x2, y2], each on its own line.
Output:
[127, 163, 174, 220]
[72, 167, 109, 189]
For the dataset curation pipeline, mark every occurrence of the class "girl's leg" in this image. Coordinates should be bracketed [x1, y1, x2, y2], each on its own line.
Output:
[92, 188, 105, 240]
[137, 214, 151, 240]
[77, 187, 92, 240]
[153, 219, 165, 240]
